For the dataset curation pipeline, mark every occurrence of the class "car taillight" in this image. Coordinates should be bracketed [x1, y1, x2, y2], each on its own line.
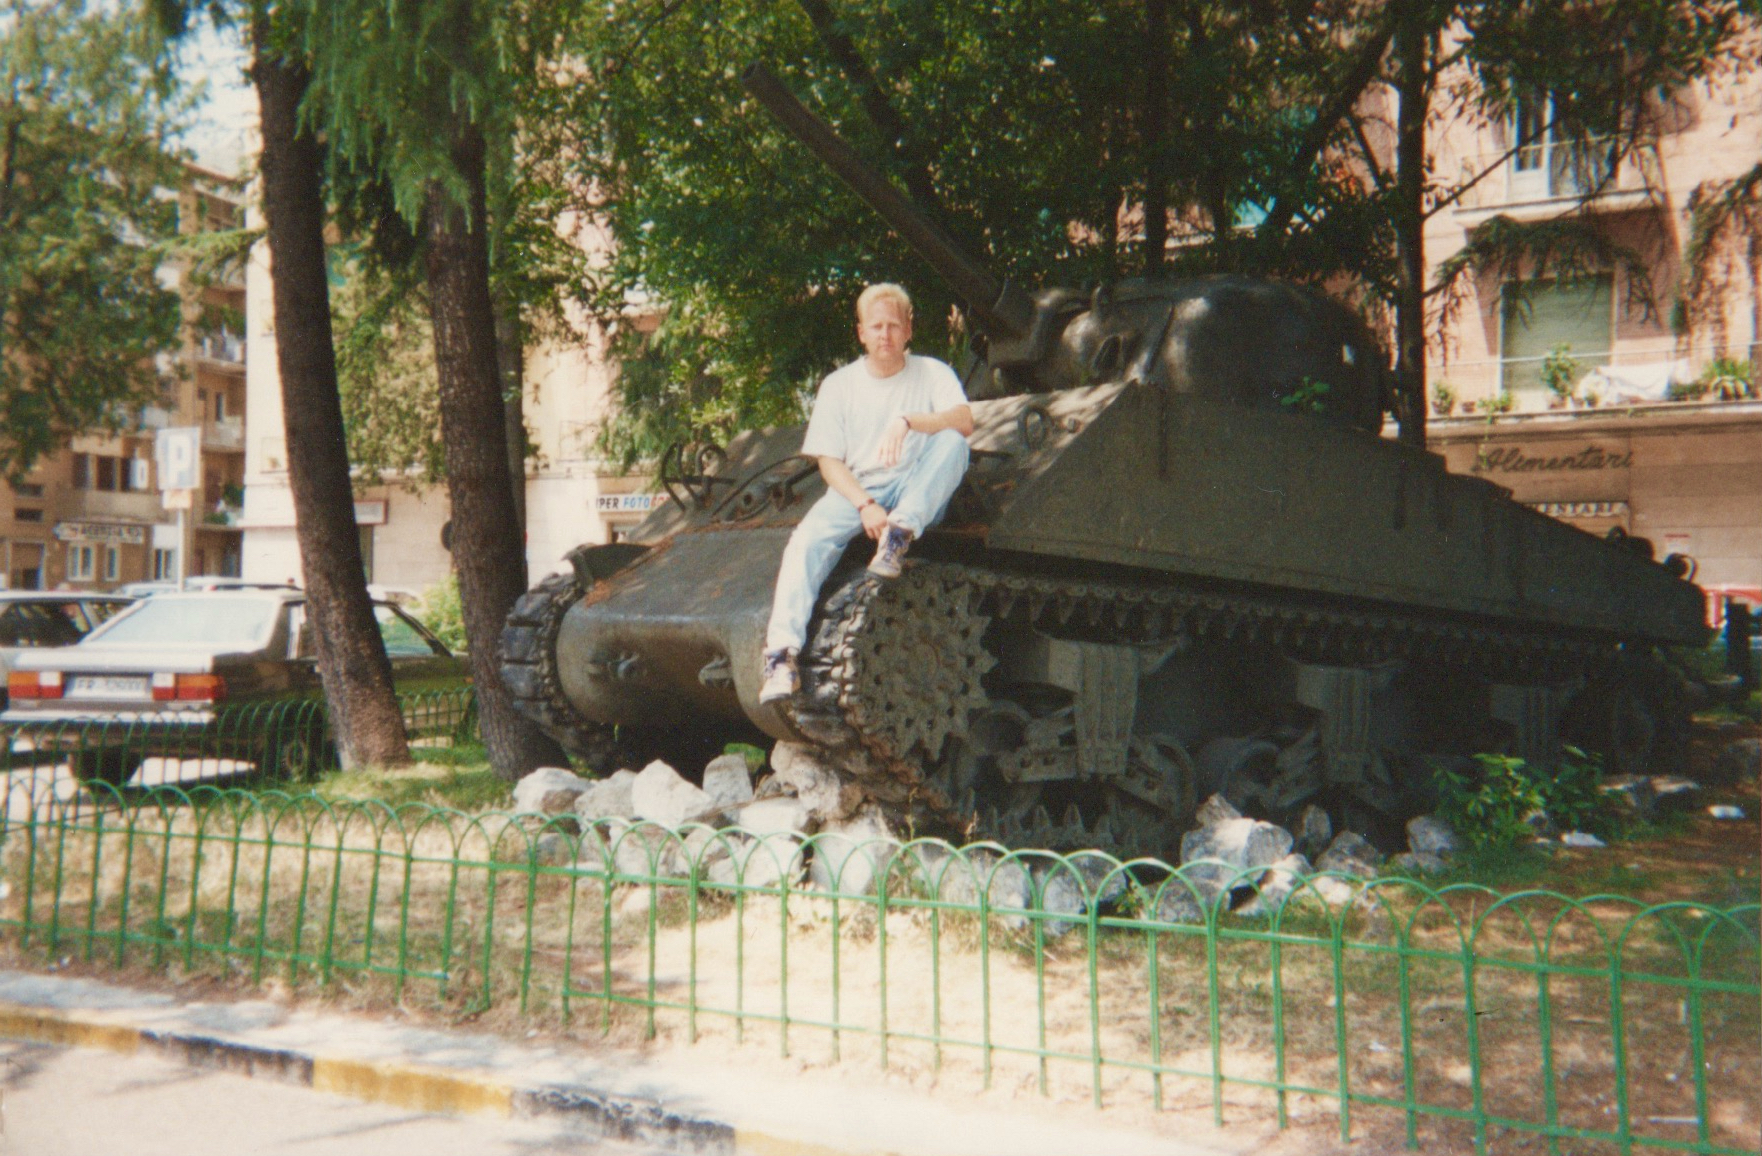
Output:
[7, 671, 63, 700]
[150, 673, 225, 702]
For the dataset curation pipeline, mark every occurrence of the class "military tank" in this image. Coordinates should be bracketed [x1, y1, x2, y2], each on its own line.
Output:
[500, 67, 1707, 859]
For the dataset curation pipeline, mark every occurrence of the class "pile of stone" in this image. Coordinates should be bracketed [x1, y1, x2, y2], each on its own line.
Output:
[1153, 795, 1469, 923]
[510, 742, 914, 891]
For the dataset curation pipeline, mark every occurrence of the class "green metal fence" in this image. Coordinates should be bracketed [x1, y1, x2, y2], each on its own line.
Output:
[0, 701, 1755, 1153]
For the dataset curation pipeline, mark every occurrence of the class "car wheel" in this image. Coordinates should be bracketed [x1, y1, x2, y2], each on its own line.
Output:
[70, 749, 142, 789]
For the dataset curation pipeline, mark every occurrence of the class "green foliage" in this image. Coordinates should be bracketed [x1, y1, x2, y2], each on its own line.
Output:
[411, 574, 468, 653]
[1433, 747, 1613, 851]
[1540, 344, 1582, 401]
[723, 743, 767, 773]
[331, 257, 448, 487]
[1697, 356, 1755, 400]
[1431, 380, 1457, 416]
[1434, 753, 1549, 851]
[1279, 377, 1332, 414]
[0, 0, 192, 477]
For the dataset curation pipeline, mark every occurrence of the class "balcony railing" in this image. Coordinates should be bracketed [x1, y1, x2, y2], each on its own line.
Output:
[1455, 137, 1658, 210]
[203, 417, 244, 451]
[1429, 345, 1758, 416]
[197, 332, 245, 364]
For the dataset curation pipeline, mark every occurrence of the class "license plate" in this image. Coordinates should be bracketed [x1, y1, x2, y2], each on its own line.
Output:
[67, 675, 150, 700]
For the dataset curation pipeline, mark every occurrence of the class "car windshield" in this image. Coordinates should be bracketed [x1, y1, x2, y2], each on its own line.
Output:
[90, 595, 279, 648]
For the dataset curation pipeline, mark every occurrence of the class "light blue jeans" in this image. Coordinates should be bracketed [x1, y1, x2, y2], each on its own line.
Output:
[765, 429, 971, 652]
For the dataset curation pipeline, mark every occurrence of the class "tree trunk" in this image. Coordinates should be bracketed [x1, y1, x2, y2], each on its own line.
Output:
[493, 295, 527, 535]
[251, 24, 410, 770]
[425, 122, 567, 780]
[1392, 4, 1429, 449]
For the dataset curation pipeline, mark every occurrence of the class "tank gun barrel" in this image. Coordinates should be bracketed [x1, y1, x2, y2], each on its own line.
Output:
[741, 63, 1033, 342]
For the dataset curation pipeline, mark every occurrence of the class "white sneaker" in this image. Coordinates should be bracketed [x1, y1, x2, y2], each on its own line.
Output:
[758, 648, 799, 704]
[868, 522, 914, 579]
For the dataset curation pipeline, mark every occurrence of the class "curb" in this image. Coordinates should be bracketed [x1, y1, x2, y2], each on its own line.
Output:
[0, 1000, 757, 1154]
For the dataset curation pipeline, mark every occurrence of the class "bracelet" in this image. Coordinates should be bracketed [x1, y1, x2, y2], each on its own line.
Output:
[857, 498, 877, 512]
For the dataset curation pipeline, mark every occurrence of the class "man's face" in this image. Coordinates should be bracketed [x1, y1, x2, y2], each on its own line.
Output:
[857, 298, 912, 367]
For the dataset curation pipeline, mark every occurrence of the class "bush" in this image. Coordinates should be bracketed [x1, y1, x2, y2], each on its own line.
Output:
[1540, 344, 1582, 402]
[412, 573, 468, 653]
[1433, 747, 1610, 850]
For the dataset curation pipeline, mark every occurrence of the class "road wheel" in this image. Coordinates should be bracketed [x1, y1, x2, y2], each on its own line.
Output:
[70, 749, 142, 788]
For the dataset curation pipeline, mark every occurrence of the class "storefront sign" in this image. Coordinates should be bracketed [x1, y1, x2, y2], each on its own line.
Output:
[1528, 501, 1630, 519]
[1473, 444, 1632, 474]
[53, 522, 146, 545]
[595, 493, 666, 513]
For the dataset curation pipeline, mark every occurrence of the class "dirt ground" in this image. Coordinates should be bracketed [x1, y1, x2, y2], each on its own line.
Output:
[1, 718, 1756, 1156]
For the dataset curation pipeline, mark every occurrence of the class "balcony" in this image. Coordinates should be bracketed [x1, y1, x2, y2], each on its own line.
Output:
[203, 416, 244, 451]
[196, 331, 246, 368]
[1429, 346, 1757, 417]
[1454, 137, 1659, 220]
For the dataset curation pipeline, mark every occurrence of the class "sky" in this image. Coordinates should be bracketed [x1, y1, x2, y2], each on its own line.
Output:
[179, 20, 255, 176]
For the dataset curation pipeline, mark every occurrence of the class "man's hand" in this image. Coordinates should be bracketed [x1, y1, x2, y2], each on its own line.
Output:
[859, 499, 891, 539]
[876, 414, 911, 468]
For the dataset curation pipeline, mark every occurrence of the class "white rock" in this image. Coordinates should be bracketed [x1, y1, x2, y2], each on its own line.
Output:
[1310, 875, 1359, 906]
[1296, 805, 1333, 859]
[1032, 854, 1129, 937]
[770, 742, 845, 817]
[1389, 850, 1448, 875]
[602, 820, 689, 878]
[1154, 882, 1209, 925]
[1649, 777, 1700, 810]
[1235, 853, 1313, 917]
[630, 760, 716, 828]
[530, 832, 576, 867]
[574, 769, 638, 822]
[1560, 831, 1606, 848]
[1193, 792, 1242, 828]
[1406, 815, 1460, 858]
[701, 754, 755, 810]
[1708, 804, 1747, 820]
[1315, 831, 1383, 879]
[705, 832, 805, 890]
[734, 796, 813, 837]
[925, 849, 1031, 929]
[1180, 818, 1294, 877]
[513, 767, 591, 815]
[809, 812, 899, 895]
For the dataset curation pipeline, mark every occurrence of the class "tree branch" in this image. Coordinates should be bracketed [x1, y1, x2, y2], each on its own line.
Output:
[1259, 9, 1399, 241]
[793, 0, 946, 223]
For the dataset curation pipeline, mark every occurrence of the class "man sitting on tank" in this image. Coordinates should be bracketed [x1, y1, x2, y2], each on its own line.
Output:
[758, 282, 975, 704]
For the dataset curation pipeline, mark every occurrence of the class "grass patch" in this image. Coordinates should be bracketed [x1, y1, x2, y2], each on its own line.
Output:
[317, 753, 512, 813]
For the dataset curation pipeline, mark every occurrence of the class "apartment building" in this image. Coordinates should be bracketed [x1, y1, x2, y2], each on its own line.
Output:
[0, 169, 246, 591]
[1423, 64, 1762, 616]
[238, 221, 658, 594]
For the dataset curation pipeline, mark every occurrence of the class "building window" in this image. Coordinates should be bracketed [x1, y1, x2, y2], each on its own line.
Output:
[71, 453, 90, 489]
[96, 456, 117, 491]
[152, 548, 176, 581]
[66, 544, 95, 581]
[103, 546, 119, 581]
[10, 482, 43, 497]
[1500, 276, 1613, 397]
[1510, 92, 1616, 201]
[13, 508, 42, 523]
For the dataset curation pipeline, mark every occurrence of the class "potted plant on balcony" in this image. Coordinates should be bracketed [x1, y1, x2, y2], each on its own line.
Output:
[1541, 344, 1582, 409]
[1431, 381, 1458, 416]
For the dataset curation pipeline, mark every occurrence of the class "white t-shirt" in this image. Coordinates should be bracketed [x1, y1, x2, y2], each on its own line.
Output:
[799, 354, 967, 489]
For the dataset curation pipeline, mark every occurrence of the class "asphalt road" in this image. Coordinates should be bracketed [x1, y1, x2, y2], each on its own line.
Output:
[0, 1039, 655, 1156]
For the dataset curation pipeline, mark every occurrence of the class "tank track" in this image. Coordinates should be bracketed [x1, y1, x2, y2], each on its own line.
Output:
[501, 573, 624, 768]
[788, 560, 1616, 858]
[506, 557, 1622, 858]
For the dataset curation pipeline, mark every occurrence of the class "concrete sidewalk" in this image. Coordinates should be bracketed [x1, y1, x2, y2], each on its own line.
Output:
[0, 969, 1261, 1156]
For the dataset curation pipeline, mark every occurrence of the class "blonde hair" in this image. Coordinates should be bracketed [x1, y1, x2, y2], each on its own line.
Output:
[856, 282, 913, 323]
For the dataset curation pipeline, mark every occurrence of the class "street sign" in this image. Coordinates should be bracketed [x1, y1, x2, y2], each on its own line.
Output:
[155, 427, 201, 492]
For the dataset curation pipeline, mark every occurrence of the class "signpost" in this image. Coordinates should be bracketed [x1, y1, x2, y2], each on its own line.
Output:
[155, 427, 201, 586]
